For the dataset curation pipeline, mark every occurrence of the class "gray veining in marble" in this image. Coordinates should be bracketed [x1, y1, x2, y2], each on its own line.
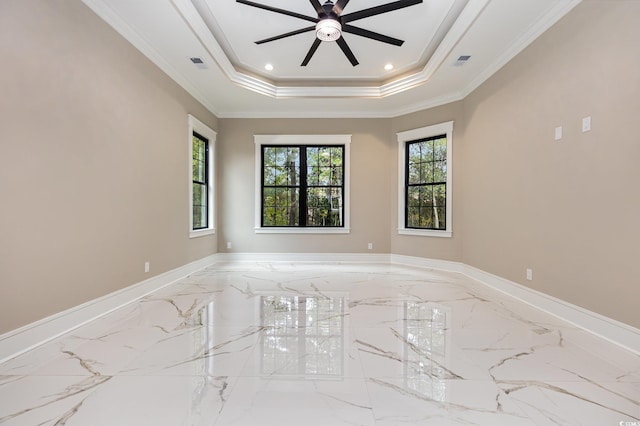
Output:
[0, 262, 638, 425]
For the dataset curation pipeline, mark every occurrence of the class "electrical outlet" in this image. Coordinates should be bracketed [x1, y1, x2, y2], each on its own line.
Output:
[226, 242, 232, 249]
[367, 243, 373, 250]
[582, 116, 591, 132]
[144, 261, 150, 273]
[526, 268, 533, 281]
[554, 126, 563, 140]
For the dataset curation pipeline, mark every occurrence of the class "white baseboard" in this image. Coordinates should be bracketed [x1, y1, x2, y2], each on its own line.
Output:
[2, 253, 638, 363]
[214, 252, 391, 263]
[0, 254, 218, 364]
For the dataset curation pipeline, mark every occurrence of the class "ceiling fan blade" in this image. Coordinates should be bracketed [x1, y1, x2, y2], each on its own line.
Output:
[309, 0, 324, 15]
[336, 37, 359, 66]
[341, 0, 422, 23]
[343, 24, 403, 46]
[237, 0, 318, 23]
[332, 0, 350, 15]
[301, 38, 322, 66]
[256, 26, 315, 44]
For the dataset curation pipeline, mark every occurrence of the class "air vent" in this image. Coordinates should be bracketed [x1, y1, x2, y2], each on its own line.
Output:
[454, 55, 471, 66]
[189, 57, 208, 69]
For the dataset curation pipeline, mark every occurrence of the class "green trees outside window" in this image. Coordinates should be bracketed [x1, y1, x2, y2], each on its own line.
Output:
[262, 145, 344, 227]
[405, 135, 447, 230]
[192, 132, 209, 230]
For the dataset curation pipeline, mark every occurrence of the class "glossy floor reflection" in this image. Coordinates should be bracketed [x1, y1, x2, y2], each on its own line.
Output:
[0, 262, 638, 425]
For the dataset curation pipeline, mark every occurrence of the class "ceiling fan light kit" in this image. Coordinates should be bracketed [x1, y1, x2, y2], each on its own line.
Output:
[236, 0, 423, 67]
[316, 19, 342, 42]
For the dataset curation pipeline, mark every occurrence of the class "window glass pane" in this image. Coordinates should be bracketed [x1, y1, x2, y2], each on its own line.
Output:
[407, 206, 420, 228]
[433, 184, 446, 207]
[307, 187, 342, 227]
[420, 186, 434, 207]
[433, 161, 446, 183]
[193, 137, 205, 161]
[308, 166, 319, 186]
[192, 137, 207, 184]
[420, 207, 434, 228]
[192, 183, 207, 229]
[275, 147, 287, 166]
[264, 188, 299, 226]
[193, 159, 205, 183]
[263, 187, 276, 207]
[408, 162, 420, 185]
[330, 167, 343, 186]
[434, 137, 447, 161]
[407, 187, 420, 207]
[264, 147, 277, 167]
[434, 206, 446, 230]
[264, 166, 276, 186]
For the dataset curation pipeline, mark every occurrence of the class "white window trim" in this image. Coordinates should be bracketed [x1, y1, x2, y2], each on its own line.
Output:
[188, 114, 216, 238]
[397, 121, 453, 238]
[254, 134, 351, 234]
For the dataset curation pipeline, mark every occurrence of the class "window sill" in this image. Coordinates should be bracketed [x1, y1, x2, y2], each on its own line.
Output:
[255, 227, 351, 234]
[189, 228, 216, 239]
[398, 229, 452, 238]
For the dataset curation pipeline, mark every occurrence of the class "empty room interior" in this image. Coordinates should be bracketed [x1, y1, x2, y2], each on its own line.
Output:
[1, 0, 639, 424]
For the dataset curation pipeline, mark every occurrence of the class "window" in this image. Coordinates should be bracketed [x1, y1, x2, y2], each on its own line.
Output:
[188, 115, 216, 238]
[254, 135, 351, 234]
[397, 122, 453, 237]
[192, 132, 209, 229]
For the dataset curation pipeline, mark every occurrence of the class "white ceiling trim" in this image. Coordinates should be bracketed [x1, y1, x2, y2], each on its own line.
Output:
[176, 0, 489, 99]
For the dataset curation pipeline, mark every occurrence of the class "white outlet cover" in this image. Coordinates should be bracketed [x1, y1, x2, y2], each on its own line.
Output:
[554, 126, 563, 140]
[582, 116, 591, 132]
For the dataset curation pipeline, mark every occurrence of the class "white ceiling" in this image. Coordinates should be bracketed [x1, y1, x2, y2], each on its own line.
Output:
[82, 0, 581, 118]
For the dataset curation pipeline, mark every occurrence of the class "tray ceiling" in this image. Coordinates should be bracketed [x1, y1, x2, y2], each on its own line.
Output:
[81, 0, 581, 117]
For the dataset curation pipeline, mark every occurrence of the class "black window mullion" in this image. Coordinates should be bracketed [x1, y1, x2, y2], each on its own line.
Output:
[299, 146, 308, 226]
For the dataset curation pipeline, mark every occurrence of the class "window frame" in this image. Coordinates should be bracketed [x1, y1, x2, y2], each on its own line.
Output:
[397, 121, 453, 238]
[188, 114, 216, 238]
[254, 134, 351, 234]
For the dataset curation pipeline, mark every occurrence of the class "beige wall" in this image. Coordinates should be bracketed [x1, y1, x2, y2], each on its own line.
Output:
[0, 0, 217, 333]
[460, 1, 640, 328]
[217, 118, 393, 254]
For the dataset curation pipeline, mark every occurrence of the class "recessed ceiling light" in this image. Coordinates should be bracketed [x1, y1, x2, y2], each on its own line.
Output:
[264, 63, 274, 71]
[384, 63, 394, 71]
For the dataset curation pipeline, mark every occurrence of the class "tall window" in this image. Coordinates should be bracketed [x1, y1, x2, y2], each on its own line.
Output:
[398, 122, 453, 237]
[405, 136, 447, 230]
[254, 135, 351, 234]
[188, 115, 215, 238]
[192, 132, 209, 230]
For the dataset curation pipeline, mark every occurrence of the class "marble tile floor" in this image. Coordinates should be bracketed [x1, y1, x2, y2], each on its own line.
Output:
[0, 262, 638, 425]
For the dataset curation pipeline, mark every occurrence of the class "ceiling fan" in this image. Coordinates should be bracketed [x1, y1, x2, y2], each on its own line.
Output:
[236, 0, 423, 67]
